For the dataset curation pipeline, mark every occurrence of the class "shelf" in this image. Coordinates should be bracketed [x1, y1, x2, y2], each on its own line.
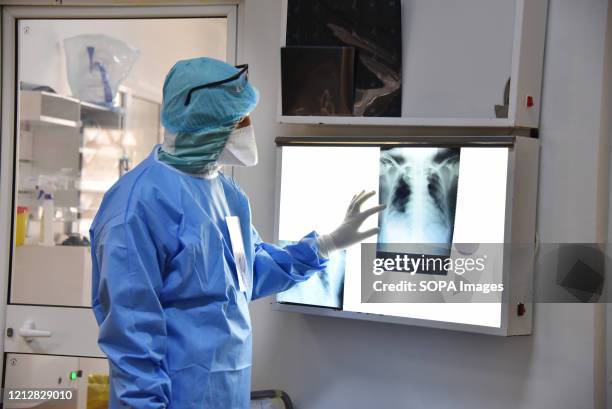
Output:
[279, 0, 548, 129]
[278, 115, 514, 128]
[23, 115, 80, 129]
[20, 90, 123, 130]
[38, 90, 79, 104]
[20, 90, 81, 128]
[80, 101, 119, 113]
[80, 102, 123, 129]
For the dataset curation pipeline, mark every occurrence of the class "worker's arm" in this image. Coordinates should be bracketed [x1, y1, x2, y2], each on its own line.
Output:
[249, 191, 385, 300]
[250, 229, 328, 300]
[91, 215, 171, 409]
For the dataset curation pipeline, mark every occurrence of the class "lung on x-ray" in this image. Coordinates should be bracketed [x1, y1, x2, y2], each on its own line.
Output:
[276, 240, 346, 308]
[377, 147, 460, 273]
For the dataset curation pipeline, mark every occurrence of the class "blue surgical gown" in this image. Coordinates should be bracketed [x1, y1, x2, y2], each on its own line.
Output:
[90, 146, 327, 409]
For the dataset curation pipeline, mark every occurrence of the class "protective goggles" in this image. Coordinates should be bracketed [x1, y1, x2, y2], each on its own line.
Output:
[184, 64, 249, 106]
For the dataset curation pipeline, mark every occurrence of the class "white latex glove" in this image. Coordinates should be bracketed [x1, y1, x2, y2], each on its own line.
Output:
[316, 190, 386, 258]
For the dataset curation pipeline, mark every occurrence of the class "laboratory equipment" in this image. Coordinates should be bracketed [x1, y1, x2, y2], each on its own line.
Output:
[274, 135, 539, 336]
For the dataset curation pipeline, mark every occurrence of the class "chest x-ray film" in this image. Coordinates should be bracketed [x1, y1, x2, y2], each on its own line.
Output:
[276, 240, 347, 308]
[378, 148, 460, 274]
[276, 142, 508, 327]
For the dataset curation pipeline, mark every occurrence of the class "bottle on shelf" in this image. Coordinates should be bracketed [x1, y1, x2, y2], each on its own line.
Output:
[15, 206, 29, 246]
[40, 193, 55, 246]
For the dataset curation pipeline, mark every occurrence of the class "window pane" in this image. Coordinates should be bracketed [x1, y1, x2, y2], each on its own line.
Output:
[12, 18, 228, 306]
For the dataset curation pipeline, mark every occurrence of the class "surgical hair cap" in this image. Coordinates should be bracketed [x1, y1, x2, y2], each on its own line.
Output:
[161, 57, 259, 134]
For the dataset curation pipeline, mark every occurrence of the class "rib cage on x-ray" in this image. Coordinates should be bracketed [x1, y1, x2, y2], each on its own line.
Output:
[378, 148, 460, 251]
[276, 240, 346, 308]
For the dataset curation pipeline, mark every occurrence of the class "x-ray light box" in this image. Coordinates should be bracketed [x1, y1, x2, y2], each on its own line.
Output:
[273, 136, 539, 336]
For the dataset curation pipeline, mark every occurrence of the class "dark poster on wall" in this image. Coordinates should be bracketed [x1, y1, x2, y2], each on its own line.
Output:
[281, 46, 355, 116]
[286, 0, 402, 117]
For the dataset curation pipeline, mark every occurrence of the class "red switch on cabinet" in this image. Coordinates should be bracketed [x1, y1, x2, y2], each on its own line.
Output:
[526, 95, 534, 108]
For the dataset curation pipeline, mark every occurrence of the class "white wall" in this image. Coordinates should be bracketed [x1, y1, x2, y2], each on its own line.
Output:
[18, 18, 227, 101]
[238, 0, 610, 408]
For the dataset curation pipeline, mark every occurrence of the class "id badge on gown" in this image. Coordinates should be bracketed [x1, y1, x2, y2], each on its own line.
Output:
[225, 216, 250, 292]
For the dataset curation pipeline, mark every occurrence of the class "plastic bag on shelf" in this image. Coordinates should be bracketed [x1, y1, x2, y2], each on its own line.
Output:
[64, 34, 140, 107]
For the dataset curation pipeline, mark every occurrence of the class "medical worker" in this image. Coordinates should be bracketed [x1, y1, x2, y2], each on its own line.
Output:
[90, 57, 384, 408]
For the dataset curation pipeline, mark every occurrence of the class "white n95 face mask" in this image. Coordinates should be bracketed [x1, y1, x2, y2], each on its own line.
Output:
[217, 124, 258, 167]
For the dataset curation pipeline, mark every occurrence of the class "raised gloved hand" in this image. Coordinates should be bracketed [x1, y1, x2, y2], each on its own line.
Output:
[316, 190, 386, 258]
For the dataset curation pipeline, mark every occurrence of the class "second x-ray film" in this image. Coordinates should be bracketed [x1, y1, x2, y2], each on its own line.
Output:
[276, 144, 508, 327]
[276, 240, 347, 308]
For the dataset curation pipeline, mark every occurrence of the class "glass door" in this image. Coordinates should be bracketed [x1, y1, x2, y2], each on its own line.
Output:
[0, 5, 238, 408]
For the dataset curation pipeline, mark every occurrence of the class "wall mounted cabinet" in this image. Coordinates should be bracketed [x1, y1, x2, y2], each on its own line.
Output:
[278, 0, 549, 128]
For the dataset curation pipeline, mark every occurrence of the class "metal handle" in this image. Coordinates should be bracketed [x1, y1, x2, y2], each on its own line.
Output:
[19, 320, 51, 342]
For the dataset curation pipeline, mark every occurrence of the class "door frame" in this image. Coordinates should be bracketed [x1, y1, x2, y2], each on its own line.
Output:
[0, 2, 242, 381]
